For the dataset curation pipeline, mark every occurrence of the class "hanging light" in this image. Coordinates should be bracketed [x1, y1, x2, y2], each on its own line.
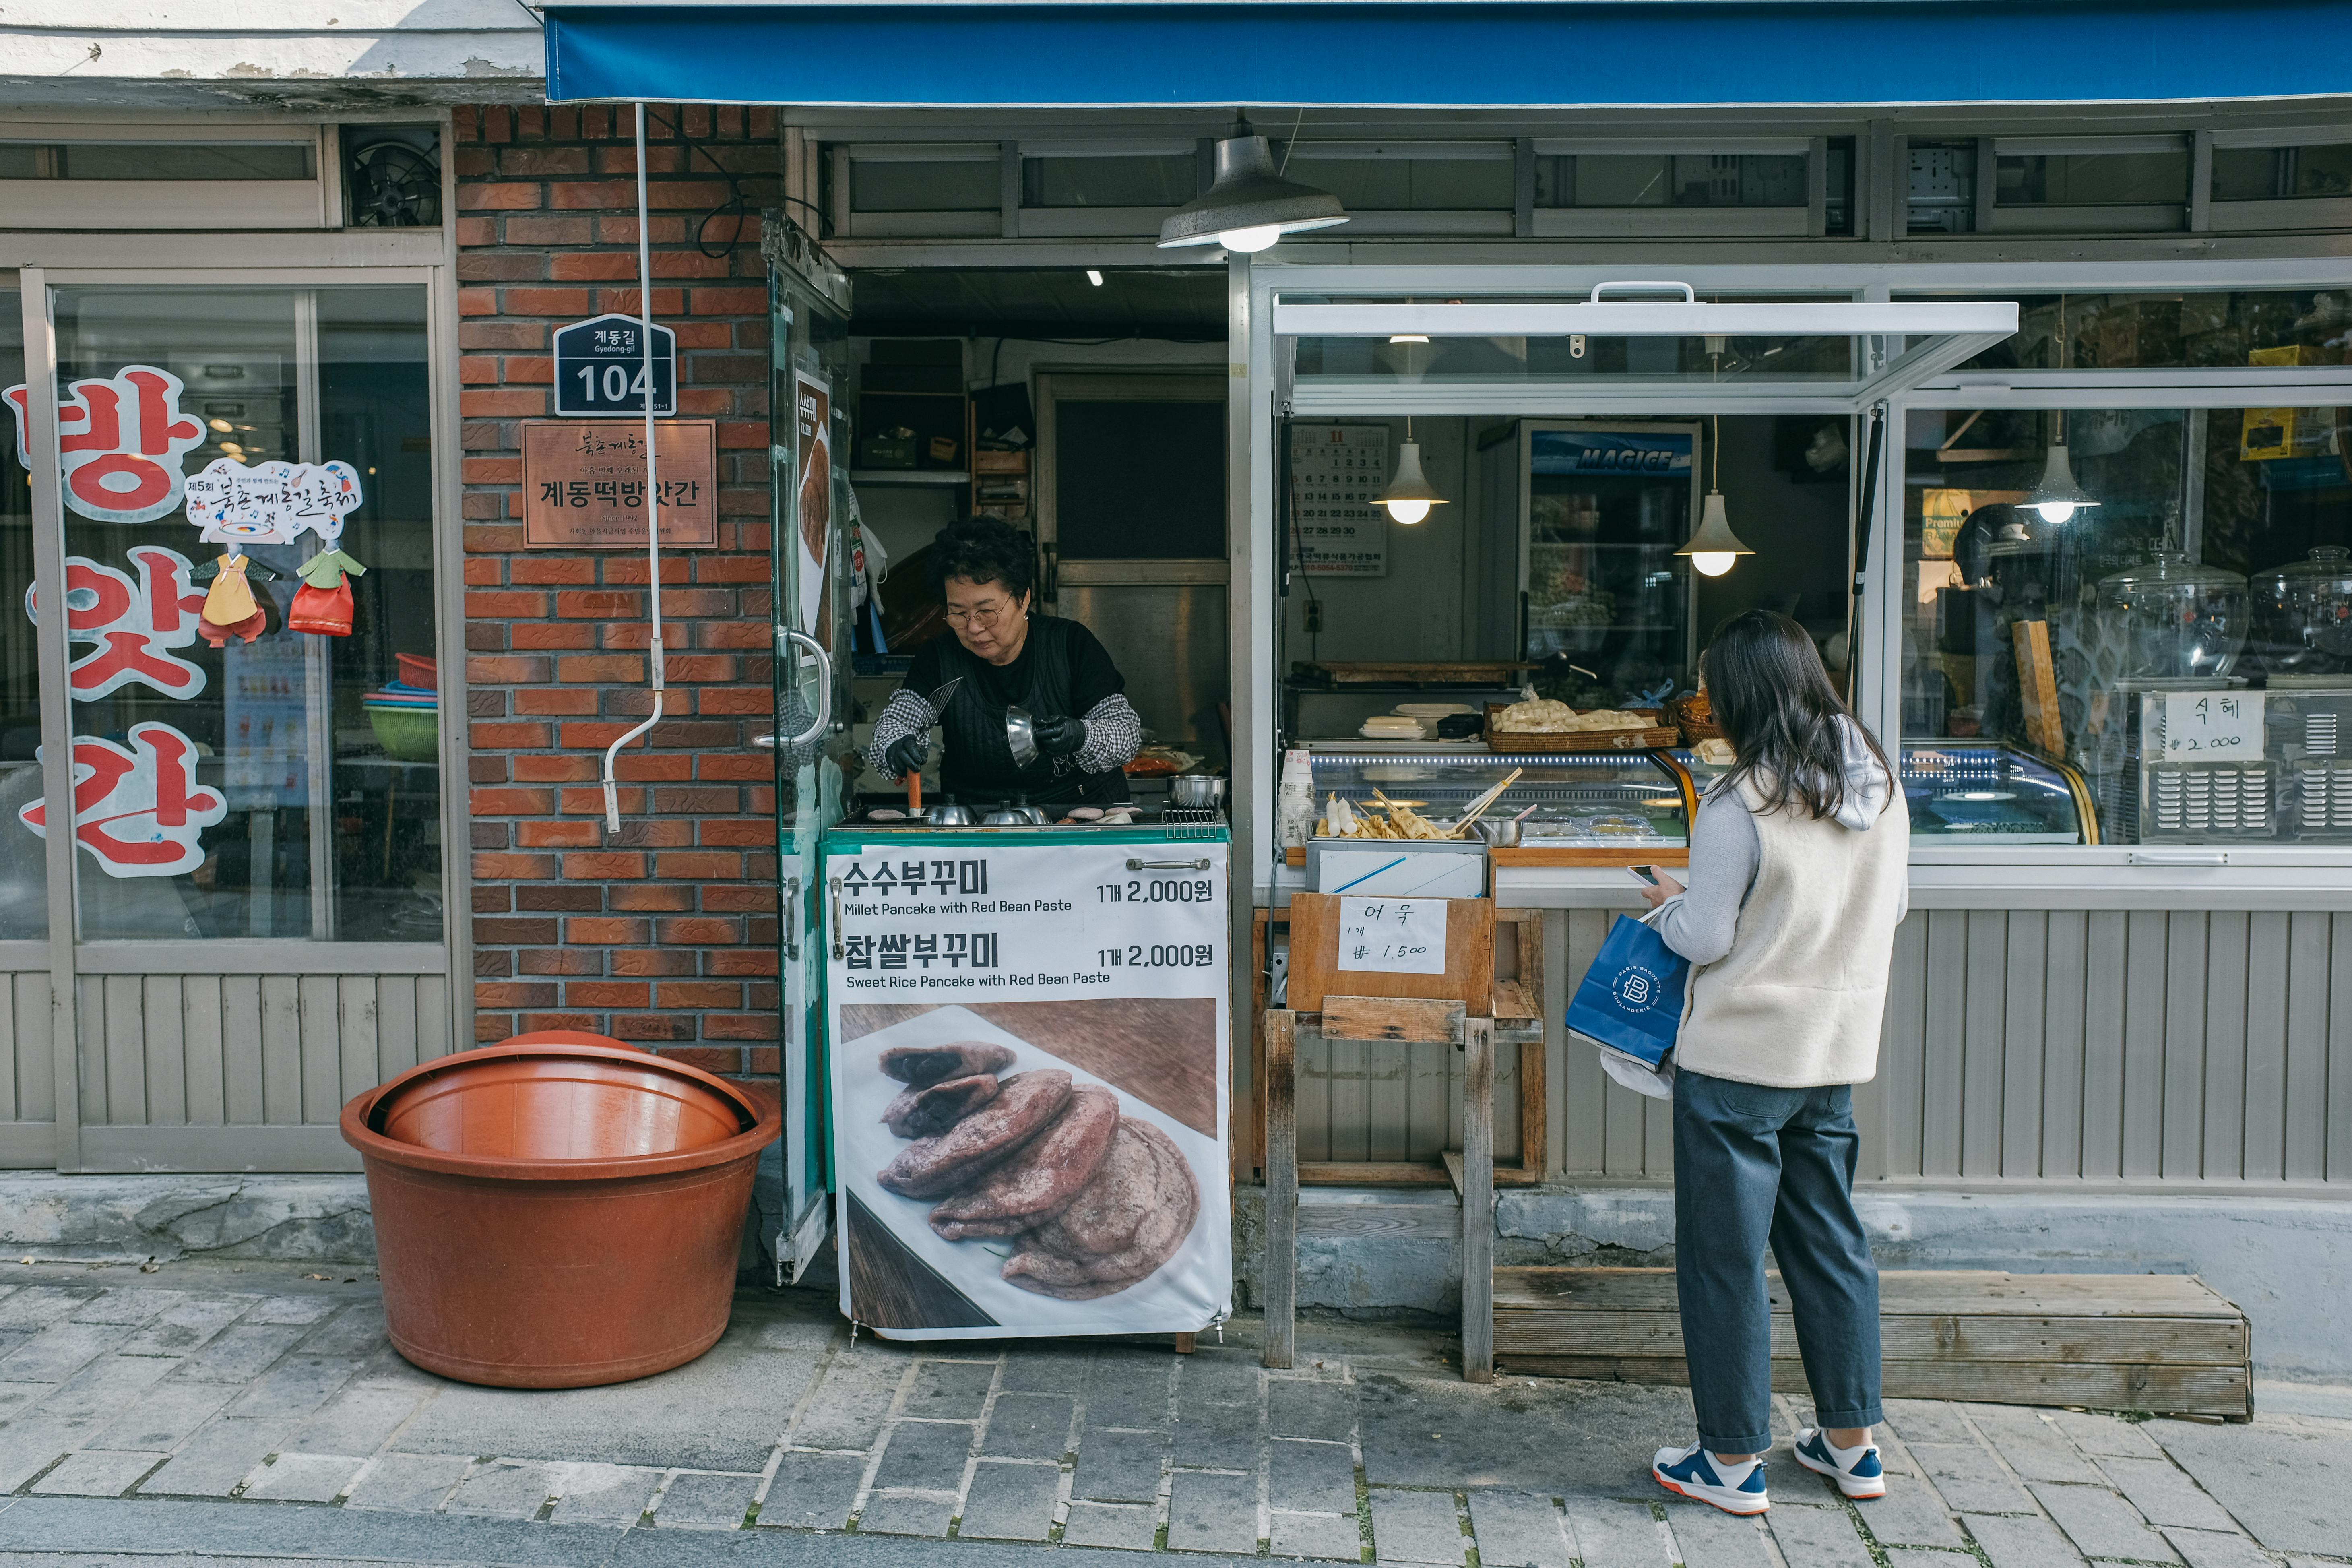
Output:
[1375, 418, 1447, 525]
[1676, 414, 1753, 576]
[2025, 440, 2099, 524]
[1157, 132, 1350, 252]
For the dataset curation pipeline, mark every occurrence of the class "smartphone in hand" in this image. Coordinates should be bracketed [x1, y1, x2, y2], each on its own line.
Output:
[1627, 864, 1660, 886]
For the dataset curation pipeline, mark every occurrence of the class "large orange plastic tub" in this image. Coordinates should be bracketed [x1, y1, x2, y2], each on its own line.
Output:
[342, 1035, 780, 1389]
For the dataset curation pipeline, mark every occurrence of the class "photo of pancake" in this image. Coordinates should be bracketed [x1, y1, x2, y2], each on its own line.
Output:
[833, 1000, 1224, 1335]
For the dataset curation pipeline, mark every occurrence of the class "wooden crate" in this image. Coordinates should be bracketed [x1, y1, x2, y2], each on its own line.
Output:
[1284, 892, 1495, 1014]
[1492, 1267, 2252, 1419]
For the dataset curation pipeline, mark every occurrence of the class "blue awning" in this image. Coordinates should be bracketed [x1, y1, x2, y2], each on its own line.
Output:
[544, 2, 2352, 109]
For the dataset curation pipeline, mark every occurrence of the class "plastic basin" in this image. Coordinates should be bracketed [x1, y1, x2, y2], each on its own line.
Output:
[342, 1037, 780, 1389]
[365, 702, 439, 761]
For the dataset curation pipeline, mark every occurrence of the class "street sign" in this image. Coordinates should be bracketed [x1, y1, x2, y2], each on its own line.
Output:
[552, 313, 676, 417]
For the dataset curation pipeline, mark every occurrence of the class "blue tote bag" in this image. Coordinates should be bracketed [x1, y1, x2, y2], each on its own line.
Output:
[1564, 910, 1690, 1068]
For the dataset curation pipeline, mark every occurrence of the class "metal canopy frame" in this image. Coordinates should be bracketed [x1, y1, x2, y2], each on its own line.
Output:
[1272, 286, 2019, 417]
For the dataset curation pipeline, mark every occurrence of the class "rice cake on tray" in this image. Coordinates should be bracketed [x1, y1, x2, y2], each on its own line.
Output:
[1482, 702, 1679, 752]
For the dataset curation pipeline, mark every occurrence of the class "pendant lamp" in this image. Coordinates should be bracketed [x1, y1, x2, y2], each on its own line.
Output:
[2025, 440, 2100, 524]
[1374, 419, 1447, 525]
[1676, 415, 1753, 576]
[1158, 133, 1350, 252]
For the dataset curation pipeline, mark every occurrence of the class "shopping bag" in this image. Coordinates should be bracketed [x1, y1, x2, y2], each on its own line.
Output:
[1564, 909, 1689, 1069]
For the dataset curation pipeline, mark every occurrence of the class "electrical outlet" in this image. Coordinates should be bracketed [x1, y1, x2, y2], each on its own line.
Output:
[1302, 599, 1323, 634]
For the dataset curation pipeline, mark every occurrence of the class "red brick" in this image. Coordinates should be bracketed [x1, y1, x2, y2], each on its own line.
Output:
[516, 1012, 601, 1035]
[474, 919, 562, 948]
[609, 884, 698, 913]
[595, 288, 686, 317]
[469, 722, 552, 749]
[556, 654, 645, 683]
[656, 589, 735, 618]
[475, 1013, 516, 1043]
[458, 252, 547, 282]
[463, 559, 503, 587]
[502, 356, 554, 385]
[612, 948, 698, 975]
[460, 388, 546, 418]
[517, 884, 603, 912]
[661, 654, 739, 683]
[568, 916, 652, 944]
[566, 981, 651, 1008]
[460, 322, 545, 351]
[601, 557, 691, 585]
[690, 287, 767, 316]
[556, 589, 642, 618]
[510, 624, 597, 651]
[663, 1047, 747, 1074]
[517, 820, 601, 848]
[653, 851, 741, 879]
[708, 949, 781, 976]
[511, 557, 598, 585]
[504, 215, 594, 246]
[696, 688, 771, 717]
[547, 251, 647, 282]
[462, 456, 522, 484]
[651, 787, 735, 814]
[502, 287, 597, 317]
[458, 287, 499, 317]
[460, 358, 500, 387]
[471, 787, 554, 816]
[699, 820, 775, 848]
[717, 421, 765, 449]
[518, 947, 604, 975]
[563, 853, 646, 881]
[515, 688, 601, 715]
[455, 216, 498, 247]
[614, 753, 695, 781]
[472, 855, 559, 882]
[513, 754, 599, 783]
[748, 1047, 781, 1075]
[467, 654, 551, 684]
[465, 591, 548, 619]
[464, 526, 529, 554]
[700, 756, 772, 782]
[597, 215, 690, 246]
[700, 886, 778, 912]
[501, 145, 591, 176]
[613, 1014, 696, 1041]
[459, 183, 543, 211]
[656, 917, 741, 945]
[560, 783, 642, 812]
[612, 820, 695, 849]
[703, 1014, 781, 1041]
[657, 981, 742, 1009]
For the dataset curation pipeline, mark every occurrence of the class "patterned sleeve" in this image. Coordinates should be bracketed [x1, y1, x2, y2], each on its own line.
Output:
[865, 689, 936, 779]
[1075, 693, 1143, 775]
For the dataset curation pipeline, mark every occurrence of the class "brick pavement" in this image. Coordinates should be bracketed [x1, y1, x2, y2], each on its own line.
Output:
[1, 1262, 2347, 1568]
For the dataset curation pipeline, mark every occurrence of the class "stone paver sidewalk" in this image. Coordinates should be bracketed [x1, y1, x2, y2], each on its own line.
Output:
[1, 1260, 2348, 1568]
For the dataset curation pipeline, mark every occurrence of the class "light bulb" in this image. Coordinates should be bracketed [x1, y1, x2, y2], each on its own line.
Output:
[1388, 333, 1429, 344]
[1086, 269, 1104, 287]
[2034, 501, 2077, 525]
[1690, 552, 1737, 577]
[1218, 224, 1283, 253]
[1384, 498, 1433, 525]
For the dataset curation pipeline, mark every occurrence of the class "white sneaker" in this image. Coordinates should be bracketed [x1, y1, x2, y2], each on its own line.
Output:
[1652, 1440, 1769, 1515]
[1792, 1426, 1887, 1499]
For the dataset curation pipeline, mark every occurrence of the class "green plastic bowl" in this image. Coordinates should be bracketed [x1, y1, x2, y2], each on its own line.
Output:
[366, 703, 440, 762]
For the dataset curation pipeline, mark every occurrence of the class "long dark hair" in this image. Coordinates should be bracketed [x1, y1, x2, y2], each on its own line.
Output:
[1699, 609, 1892, 821]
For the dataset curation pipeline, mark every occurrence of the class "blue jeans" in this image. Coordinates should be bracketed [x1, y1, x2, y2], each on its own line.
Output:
[1671, 1068, 1883, 1455]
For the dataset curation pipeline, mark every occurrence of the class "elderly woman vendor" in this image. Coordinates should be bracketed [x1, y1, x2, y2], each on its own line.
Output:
[866, 516, 1142, 808]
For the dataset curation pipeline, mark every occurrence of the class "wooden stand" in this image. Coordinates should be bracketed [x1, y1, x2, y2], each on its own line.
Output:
[1262, 996, 1538, 1384]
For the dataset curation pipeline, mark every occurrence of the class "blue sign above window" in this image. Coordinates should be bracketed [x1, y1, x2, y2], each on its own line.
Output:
[553, 313, 676, 418]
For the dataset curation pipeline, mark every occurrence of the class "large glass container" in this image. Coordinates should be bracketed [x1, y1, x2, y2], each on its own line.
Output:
[1900, 741, 2094, 843]
[2090, 550, 2249, 681]
[2250, 546, 2352, 676]
[1305, 746, 1695, 851]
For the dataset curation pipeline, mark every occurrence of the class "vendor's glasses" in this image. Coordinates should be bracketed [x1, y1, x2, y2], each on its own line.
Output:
[944, 599, 1014, 628]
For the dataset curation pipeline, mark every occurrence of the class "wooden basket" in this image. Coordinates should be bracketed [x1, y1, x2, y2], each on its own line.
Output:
[1664, 694, 1724, 746]
[1483, 704, 1678, 752]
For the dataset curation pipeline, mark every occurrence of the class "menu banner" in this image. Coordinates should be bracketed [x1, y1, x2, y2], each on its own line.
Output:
[824, 834, 1231, 1341]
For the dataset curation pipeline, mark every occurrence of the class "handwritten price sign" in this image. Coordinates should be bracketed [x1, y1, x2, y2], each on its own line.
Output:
[2162, 691, 2265, 759]
[1337, 895, 1448, 975]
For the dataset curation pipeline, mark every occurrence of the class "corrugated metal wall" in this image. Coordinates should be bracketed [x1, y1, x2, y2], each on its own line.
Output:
[1551, 909, 2352, 1185]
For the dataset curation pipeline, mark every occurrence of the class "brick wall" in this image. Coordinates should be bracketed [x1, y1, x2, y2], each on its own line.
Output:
[453, 103, 784, 1075]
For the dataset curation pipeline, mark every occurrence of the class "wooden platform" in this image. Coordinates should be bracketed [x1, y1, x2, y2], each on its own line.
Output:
[1494, 1267, 2253, 1419]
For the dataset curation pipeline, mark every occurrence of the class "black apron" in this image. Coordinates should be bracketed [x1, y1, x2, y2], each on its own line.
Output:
[931, 619, 1131, 809]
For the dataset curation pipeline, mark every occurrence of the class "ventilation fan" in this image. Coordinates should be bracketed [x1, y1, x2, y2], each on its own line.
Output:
[347, 139, 440, 228]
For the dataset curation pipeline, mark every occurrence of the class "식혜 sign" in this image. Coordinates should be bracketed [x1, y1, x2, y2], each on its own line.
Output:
[823, 834, 1231, 1341]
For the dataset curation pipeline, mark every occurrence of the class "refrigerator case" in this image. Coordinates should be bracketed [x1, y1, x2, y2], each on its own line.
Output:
[1521, 424, 1700, 700]
[2088, 679, 2275, 843]
[1900, 742, 2094, 844]
[1305, 746, 1697, 852]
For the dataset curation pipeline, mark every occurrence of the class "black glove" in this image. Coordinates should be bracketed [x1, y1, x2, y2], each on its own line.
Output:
[882, 734, 928, 780]
[1034, 713, 1088, 759]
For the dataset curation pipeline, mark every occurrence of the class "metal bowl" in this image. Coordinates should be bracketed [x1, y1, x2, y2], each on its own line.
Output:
[1472, 818, 1522, 847]
[1004, 705, 1038, 766]
[923, 799, 973, 826]
[1168, 775, 1229, 810]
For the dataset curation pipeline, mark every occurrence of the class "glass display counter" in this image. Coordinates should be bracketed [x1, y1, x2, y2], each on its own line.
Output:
[1304, 746, 1697, 860]
[1900, 741, 2095, 844]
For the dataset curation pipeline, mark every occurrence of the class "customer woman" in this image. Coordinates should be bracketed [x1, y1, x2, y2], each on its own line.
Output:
[867, 515, 1142, 809]
[1637, 610, 1909, 1515]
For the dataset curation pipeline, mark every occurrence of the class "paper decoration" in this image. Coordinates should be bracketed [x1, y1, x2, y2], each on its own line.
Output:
[22, 545, 209, 701]
[1336, 895, 1448, 975]
[182, 458, 363, 545]
[18, 722, 227, 878]
[5, 366, 207, 524]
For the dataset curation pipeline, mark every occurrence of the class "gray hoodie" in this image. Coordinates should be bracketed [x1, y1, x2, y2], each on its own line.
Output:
[1653, 716, 1908, 968]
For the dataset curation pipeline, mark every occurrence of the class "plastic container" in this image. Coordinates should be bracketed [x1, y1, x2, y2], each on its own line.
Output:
[341, 1037, 780, 1388]
[396, 652, 438, 690]
[365, 703, 439, 761]
[2092, 550, 2249, 680]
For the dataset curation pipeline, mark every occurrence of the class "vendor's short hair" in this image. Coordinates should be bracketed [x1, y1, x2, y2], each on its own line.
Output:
[930, 515, 1036, 601]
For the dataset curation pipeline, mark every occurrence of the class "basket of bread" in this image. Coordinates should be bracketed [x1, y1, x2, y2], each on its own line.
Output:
[1482, 695, 1679, 752]
[1666, 689, 1726, 746]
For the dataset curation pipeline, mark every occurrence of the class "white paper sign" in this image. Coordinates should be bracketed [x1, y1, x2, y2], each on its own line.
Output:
[2162, 690, 2264, 760]
[183, 458, 363, 545]
[1337, 895, 1448, 975]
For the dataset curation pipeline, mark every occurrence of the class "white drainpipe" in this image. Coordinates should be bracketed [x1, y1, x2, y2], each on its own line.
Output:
[601, 99, 664, 835]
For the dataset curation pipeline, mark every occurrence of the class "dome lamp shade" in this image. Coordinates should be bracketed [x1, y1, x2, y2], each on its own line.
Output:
[1158, 134, 1350, 251]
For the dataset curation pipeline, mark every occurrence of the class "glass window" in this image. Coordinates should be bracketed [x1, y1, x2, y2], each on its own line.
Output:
[2212, 141, 2352, 202]
[1021, 153, 1195, 209]
[31, 285, 442, 941]
[1996, 146, 2189, 207]
[0, 289, 43, 940]
[1291, 147, 1514, 211]
[1907, 140, 1978, 235]
[0, 141, 316, 182]
[1536, 152, 1805, 209]
[848, 150, 997, 213]
[1900, 404, 2352, 847]
[1823, 137, 1856, 236]
[1943, 289, 2352, 373]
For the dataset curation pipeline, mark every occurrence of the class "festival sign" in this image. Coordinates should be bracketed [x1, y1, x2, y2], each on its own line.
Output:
[182, 458, 364, 545]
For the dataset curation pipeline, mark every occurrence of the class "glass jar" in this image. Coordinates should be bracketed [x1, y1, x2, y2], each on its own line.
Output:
[2250, 545, 2352, 675]
[2090, 550, 2249, 680]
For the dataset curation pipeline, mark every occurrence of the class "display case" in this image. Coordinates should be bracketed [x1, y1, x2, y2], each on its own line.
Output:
[1304, 745, 1698, 862]
[1902, 740, 2096, 844]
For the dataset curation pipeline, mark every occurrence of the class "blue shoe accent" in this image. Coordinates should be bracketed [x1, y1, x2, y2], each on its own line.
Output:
[1653, 1441, 1769, 1515]
[1793, 1428, 1887, 1499]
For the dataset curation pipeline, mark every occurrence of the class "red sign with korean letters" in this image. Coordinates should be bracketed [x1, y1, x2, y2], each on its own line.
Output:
[19, 722, 228, 878]
[5, 365, 208, 524]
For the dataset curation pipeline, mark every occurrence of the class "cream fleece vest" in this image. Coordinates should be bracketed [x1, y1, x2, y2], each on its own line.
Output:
[1675, 778, 1910, 1087]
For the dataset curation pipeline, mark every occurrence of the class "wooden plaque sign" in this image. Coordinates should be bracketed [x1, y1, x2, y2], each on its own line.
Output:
[521, 419, 717, 548]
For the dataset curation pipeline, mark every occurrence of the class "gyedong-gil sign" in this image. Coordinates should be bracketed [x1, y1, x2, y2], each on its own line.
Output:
[554, 313, 677, 417]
